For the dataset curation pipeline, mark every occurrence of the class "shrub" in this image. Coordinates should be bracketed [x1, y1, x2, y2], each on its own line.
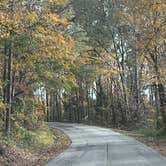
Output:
[13, 124, 54, 148]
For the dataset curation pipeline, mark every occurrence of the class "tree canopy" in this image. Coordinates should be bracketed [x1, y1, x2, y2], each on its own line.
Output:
[0, 0, 166, 141]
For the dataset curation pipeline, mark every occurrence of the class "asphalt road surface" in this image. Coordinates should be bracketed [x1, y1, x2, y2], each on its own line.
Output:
[47, 122, 166, 166]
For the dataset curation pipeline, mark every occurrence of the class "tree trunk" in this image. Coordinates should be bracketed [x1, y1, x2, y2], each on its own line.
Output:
[158, 83, 166, 129]
[3, 44, 8, 131]
[5, 45, 13, 137]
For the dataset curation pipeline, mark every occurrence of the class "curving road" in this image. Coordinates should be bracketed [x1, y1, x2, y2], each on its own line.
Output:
[47, 122, 166, 166]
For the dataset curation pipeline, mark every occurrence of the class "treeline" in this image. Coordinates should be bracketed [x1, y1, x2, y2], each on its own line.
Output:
[0, 0, 74, 139]
[46, 0, 166, 130]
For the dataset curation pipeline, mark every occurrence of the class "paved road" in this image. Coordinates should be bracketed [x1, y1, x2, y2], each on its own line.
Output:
[47, 122, 166, 166]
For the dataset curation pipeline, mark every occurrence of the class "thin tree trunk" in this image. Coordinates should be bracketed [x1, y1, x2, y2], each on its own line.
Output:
[158, 83, 166, 129]
[46, 89, 50, 122]
[5, 44, 13, 137]
[3, 43, 8, 131]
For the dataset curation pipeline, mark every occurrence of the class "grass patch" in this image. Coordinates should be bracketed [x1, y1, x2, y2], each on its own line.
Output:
[32, 129, 54, 146]
[9, 124, 54, 150]
[127, 128, 166, 138]
[0, 125, 71, 166]
[114, 126, 166, 138]
[114, 127, 166, 156]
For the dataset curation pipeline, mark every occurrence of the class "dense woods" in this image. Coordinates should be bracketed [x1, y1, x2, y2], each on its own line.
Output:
[0, 0, 166, 145]
[46, 0, 166, 132]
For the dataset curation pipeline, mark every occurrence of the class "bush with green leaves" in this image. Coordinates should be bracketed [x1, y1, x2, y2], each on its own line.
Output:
[12, 97, 46, 131]
[12, 124, 54, 148]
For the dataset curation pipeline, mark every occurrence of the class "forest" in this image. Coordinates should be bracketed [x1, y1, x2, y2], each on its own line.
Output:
[0, 0, 166, 165]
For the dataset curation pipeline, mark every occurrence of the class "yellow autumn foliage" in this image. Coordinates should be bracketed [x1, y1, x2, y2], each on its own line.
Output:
[43, 13, 67, 25]
[0, 102, 6, 110]
[48, 0, 68, 4]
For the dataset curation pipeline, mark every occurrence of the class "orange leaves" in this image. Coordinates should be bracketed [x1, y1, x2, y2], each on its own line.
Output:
[48, 0, 68, 4]
[0, 10, 7, 24]
[43, 13, 67, 26]
[34, 24, 73, 59]
[152, 2, 166, 11]
[0, 10, 39, 35]
[24, 12, 38, 23]
[0, 0, 75, 96]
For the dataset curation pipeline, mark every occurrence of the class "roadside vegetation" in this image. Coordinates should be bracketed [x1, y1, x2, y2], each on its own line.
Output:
[0, 0, 72, 165]
[0, 127, 71, 166]
[114, 127, 166, 156]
